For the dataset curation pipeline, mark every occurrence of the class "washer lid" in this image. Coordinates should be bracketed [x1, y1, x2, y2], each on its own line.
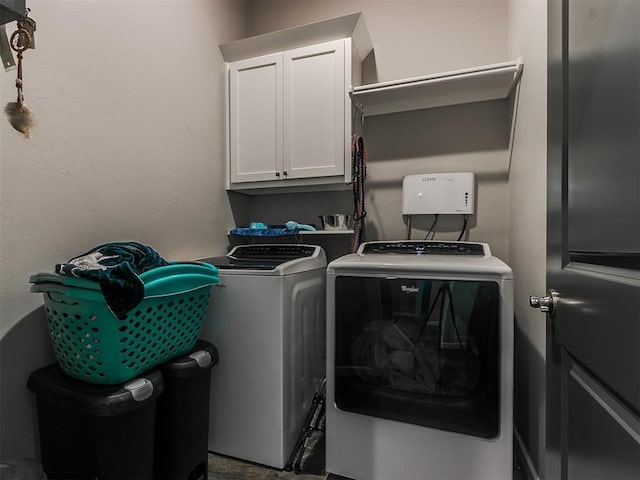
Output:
[202, 244, 326, 273]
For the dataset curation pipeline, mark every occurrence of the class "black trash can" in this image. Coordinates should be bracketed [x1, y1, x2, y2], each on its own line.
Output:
[154, 339, 219, 480]
[27, 364, 164, 480]
[0, 458, 47, 480]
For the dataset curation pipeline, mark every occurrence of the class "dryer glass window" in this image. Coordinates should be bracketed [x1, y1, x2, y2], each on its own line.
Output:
[334, 276, 500, 438]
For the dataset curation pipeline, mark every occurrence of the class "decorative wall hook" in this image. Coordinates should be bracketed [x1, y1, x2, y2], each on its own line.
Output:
[5, 18, 35, 137]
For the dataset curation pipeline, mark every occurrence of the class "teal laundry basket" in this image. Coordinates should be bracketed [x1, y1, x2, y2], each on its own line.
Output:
[30, 262, 220, 384]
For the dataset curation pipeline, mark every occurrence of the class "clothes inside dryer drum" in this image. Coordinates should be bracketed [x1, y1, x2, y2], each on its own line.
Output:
[335, 277, 500, 439]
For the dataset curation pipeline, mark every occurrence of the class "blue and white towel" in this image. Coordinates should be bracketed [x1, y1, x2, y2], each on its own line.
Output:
[55, 242, 168, 318]
[229, 227, 300, 236]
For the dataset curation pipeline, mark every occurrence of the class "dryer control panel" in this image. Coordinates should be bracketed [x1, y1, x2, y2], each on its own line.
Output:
[360, 241, 486, 256]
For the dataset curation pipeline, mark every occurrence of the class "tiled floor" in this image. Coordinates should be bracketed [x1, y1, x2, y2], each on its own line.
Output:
[208, 455, 326, 480]
[208, 430, 326, 480]
[207, 433, 531, 480]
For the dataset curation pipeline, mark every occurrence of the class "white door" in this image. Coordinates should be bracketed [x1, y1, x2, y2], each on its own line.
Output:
[543, 0, 640, 478]
[229, 53, 283, 183]
[283, 39, 346, 180]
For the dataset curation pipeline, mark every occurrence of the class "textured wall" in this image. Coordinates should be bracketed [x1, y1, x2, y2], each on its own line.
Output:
[0, 0, 246, 459]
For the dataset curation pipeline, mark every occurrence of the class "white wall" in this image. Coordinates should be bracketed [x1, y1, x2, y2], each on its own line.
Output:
[248, 0, 508, 82]
[244, 0, 511, 262]
[0, 0, 246, 459]
[507, 0, 547, 478]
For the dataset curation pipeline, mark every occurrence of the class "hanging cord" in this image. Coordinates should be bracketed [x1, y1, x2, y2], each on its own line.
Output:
[13, 32, 25, 104]
[410, 282, 469, 394]
[410, 282, 447, 395]
[351, 102, 365, 138]
[456, 214, 469, 241]
[424, 214, 439, 240]
[444, 282, 466, 353]
[437, 283, 468, 392]
[352, 135, 367, 252]
[411, 283, 467, 354]
[405, 215, 412, 240]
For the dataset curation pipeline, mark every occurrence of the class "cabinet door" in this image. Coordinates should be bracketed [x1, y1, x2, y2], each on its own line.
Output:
[229, 53, 283, 183]
[283, 40, 346, 179]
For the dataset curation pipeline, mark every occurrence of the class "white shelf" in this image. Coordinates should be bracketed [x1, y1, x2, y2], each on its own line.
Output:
[350, 58, 523, 116]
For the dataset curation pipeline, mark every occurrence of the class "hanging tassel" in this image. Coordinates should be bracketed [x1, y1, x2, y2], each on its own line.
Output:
[5, 26, 35, 137]
[5, 101, 34, 137]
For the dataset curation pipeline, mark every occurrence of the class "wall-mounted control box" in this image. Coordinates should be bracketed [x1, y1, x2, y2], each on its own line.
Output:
[402, 172, 475, 215]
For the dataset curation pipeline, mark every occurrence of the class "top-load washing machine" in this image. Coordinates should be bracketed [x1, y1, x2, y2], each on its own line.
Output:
[198, 244, 326, 469]
[326, 240, 514, 480]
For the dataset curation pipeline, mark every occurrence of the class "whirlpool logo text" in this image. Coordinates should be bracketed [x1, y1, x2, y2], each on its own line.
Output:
[401, 285, 419, 294]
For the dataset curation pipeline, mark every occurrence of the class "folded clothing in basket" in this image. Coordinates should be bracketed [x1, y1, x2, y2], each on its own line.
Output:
[55, 242, 169, 319]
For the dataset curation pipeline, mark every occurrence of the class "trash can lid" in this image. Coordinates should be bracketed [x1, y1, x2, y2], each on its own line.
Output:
[160, 339, 219, 379]
[0, 459, 46, 480]
[27, 364, 164, 416]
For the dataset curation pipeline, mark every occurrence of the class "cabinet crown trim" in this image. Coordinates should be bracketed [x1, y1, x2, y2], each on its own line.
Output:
[219, 12, 372, 63]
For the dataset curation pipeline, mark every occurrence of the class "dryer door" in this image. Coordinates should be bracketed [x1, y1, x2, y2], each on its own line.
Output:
[334, 275, 501, 438]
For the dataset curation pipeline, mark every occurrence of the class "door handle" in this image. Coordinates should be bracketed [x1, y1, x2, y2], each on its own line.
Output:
[529, 289, 559, 317]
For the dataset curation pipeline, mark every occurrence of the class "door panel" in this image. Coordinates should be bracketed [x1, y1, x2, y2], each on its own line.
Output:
[547, 0, 640, 478]
[566, 0, 639, 258]
[560, 267, 640, 410]
[566, 358, 640, 480]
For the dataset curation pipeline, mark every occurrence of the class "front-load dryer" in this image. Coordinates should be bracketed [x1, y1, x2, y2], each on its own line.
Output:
[198, 244, 327, 469]
[326, 241, 513, 480]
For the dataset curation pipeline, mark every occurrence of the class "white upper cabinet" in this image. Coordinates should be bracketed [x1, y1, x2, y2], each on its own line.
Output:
[283, 40, 346, 180]
[221, 13, 372, 194]
[229, 53, 283, 184]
